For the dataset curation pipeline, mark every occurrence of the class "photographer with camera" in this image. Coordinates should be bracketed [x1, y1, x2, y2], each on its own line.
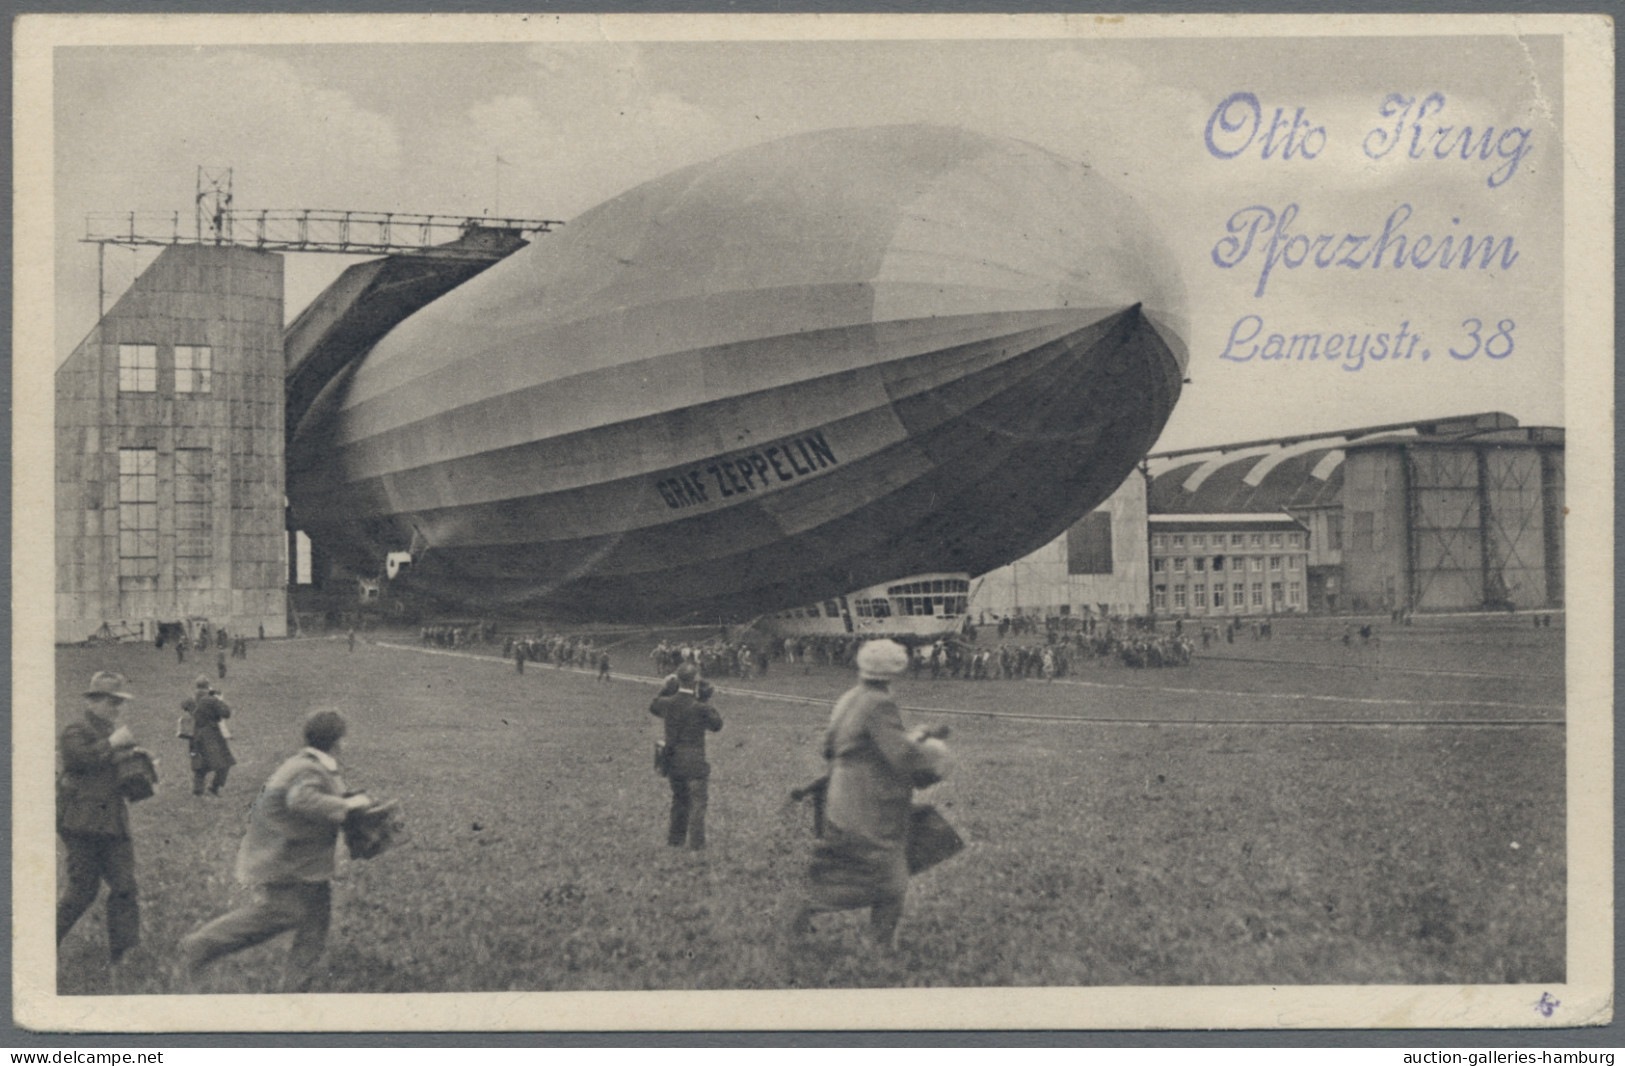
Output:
[182, 675, 235, 797]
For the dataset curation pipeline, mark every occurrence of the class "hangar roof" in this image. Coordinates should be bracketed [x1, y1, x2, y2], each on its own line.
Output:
[1147, 413, 1560, 515]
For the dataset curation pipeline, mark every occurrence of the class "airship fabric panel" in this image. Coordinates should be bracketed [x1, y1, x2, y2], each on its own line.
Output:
[287, 124, 1188, 621]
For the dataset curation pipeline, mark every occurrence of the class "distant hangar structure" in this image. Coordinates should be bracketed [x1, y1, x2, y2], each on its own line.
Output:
[287, 124, 1190, 623]
[1148, 412, 1564, 615]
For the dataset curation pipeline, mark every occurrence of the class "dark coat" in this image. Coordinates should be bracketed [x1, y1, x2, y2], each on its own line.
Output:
[649, 689, 722, 779]
[185, 693, 236, 772]
[57, 711, 130, 837]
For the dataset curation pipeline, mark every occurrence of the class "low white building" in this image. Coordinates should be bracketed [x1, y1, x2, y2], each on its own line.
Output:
[1149, 513, 1310, 617]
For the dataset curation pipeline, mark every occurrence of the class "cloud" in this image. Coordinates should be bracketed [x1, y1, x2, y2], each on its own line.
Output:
[55, 48, 404, 360]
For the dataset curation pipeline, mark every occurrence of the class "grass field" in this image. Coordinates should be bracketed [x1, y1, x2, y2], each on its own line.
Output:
[52, 615, 1565, 994]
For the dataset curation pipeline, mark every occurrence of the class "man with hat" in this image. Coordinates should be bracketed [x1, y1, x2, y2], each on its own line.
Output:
[183, 676, 235, 797]
[649, 662, 723, 850]
[57, 671, 142, 963]
[791, 639, 951, 949]
[179, 709, 374, 991]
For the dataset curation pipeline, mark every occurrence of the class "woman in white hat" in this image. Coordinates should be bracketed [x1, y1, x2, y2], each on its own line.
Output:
[792, 639, 950, 949]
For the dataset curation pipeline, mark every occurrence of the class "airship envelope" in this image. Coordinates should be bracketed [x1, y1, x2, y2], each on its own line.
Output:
[287, 124, 1189, 621]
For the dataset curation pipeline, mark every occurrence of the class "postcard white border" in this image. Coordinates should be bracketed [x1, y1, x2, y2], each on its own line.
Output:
[12, 11, 1613, 1033]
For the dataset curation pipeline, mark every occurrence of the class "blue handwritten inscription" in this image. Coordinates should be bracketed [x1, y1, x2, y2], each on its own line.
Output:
[1363, 93, 1534, 188]
[1536, 992, 1560, 1017]
[1219, 316, 1516, 371]
[1212, 204, 1519, 298]
[1205, 92, 1326, 160]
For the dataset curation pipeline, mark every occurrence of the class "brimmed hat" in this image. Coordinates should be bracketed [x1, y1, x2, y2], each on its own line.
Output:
[84, 671, 133, 701]
[194, 675, 213, 690]
[857, 639, 909, 680]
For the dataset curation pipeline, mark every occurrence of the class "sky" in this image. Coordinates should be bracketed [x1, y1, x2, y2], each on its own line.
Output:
[50, 28, 1568, 454]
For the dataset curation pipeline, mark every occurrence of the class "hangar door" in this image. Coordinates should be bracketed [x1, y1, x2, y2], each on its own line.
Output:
[1408, 445, 1549, 611]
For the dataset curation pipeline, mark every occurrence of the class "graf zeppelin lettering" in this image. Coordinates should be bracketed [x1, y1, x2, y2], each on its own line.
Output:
[656, 429, 839, 510]
[1211, 204, 1519, 298]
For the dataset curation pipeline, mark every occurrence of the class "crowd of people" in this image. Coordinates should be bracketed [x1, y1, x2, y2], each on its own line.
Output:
[650, 638, 768, 679]
[419, 621, 498, 648]
[506, 632, 612, 676]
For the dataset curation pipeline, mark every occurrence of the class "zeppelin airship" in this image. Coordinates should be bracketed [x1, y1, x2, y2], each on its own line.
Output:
[286, 124, 1189, 622]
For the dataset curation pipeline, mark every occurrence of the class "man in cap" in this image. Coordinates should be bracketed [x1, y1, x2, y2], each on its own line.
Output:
[792, 639, 950, 949]
[57, 671, 141, 964]
[649, 662, 722, 850]
[178, 709, 373, 991]
[183, 676, 235, 797]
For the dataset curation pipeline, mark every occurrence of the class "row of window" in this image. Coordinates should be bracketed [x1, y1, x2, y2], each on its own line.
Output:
[1154, 555, 1301, 574]
[1152, 531, 1302, 551]
[778, 593, 972, 621]
[1153, 581, 1303, 610]
[116, 343, 213, 394]
[117, 447, 212, 583]
[884, 578, 971, 596]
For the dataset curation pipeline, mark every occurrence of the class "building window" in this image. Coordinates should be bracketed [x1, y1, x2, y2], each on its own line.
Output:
[1271, 581, 1284, 606]
[1154, 585, 1166, 610]
[1194, 557, 1206, 572]
[1288, 532, 1302, 548]
[1269, 532, 1283, 548]
[1173, 557, 1186, 572]
[1327, 513, 1343, 551]
[1288, 555, 1301, 570]
[1066, 511, 1114, 575]
[1230, 533, 1245, 547]
[1152, 558, 1164, 573]
[175, 345, 213, 393]
[1212, 586, 1225, 608]
[1269, 555, 1282, 571]
[1152, 534, 1166, 550]
[118, 448, 158, 581]
[1172, 534, 1186, 548]
[1194, 584, 1207, 608]
[117, 344, 157, 393]
[175, 448, 212, 579]
[1212, 556, 1224, 572]
[1250, 582, 1263, 607]
[1233, 583, 1245, 608]
[1288, 582, 1303, 606]
[1192, 534, 1205, 548]
[1249, 533, 1263, 548]
[1250, 557, 1264, 572]
[1173, 585, 1186, 609]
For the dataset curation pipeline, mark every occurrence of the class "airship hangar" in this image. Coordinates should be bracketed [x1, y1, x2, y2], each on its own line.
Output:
[54, 128, 1563, 644]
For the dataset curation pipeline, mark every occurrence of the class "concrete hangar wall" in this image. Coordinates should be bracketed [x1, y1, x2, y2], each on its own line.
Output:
[56, 245, 288, 644]
[972, 474, 1151, 621]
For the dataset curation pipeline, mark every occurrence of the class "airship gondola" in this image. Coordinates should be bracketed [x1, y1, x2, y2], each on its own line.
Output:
[287, 124, 1189, 622]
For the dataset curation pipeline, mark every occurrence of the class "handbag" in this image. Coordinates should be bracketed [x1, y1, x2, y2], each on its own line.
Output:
[219, 720, 232, 741]
[113, 748, 160, 803]
[343, 798, 408, 860]
[653, 741, 671, 777]
[906, 803, 964, 875]
[175, 712, 194, 740]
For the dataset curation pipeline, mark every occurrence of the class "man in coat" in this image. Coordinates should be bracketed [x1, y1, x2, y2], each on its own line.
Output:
[58, 671, 141, 964]
[178, 709, 373, 990]
[649, 662, 722, 849]
[184, 676, 236, 796]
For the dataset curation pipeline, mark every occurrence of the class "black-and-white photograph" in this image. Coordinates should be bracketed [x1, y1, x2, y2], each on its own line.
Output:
[14, 13, 1612, 1032]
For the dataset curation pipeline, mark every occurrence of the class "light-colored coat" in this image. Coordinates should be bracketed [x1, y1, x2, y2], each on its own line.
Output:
[235, 748, 350, 885]
[823, 683, 934, 847]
